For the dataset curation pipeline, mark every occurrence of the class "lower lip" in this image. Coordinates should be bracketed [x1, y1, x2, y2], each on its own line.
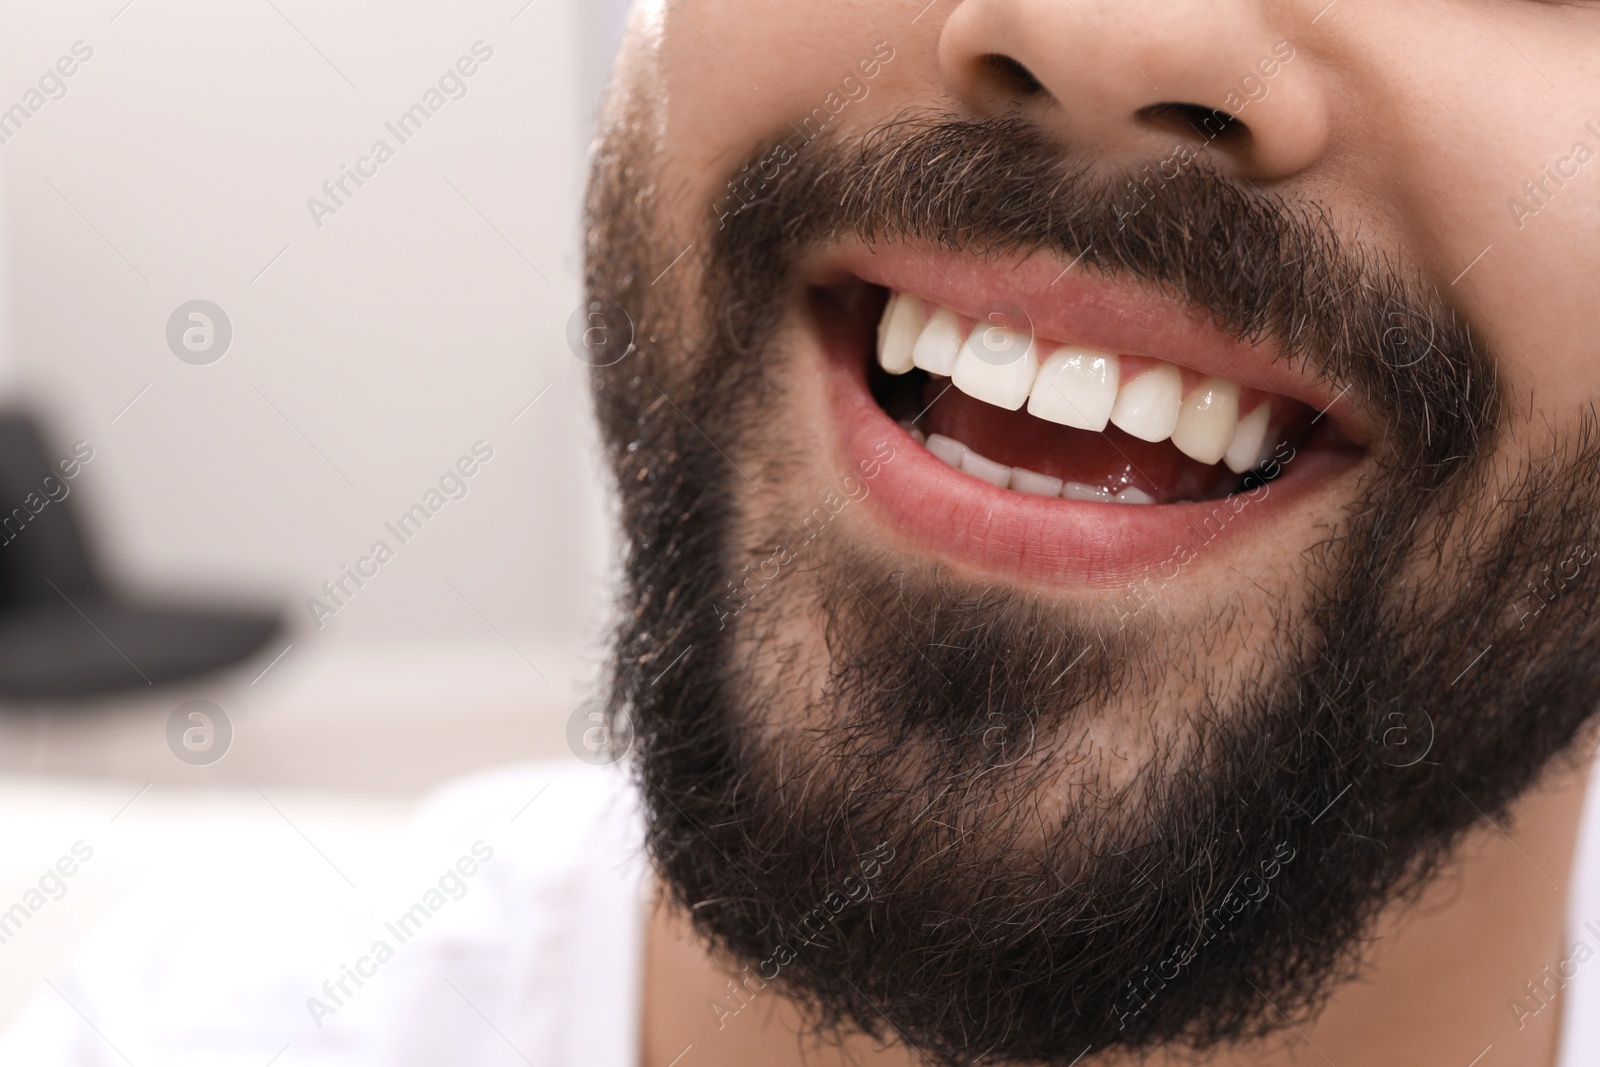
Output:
[825, 343, 1358, 586]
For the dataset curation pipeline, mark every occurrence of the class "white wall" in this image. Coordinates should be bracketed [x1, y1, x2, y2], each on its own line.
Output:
[0, 0, 627, 792]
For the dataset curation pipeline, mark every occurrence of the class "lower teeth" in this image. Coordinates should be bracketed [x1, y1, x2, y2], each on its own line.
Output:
[901, 421, 1285, 504]
[915, 430, 1159, 505]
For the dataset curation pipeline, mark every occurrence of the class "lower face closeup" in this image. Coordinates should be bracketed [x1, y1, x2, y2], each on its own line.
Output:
[587, 1, 1600, 1063]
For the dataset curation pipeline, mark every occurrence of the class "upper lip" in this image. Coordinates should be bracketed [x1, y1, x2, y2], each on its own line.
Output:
[812, 242, 1372, 446]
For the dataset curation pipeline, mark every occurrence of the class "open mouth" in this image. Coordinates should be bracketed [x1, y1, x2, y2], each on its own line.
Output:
[870, 289, 1336, 506]
[808, 248, 1369, 583]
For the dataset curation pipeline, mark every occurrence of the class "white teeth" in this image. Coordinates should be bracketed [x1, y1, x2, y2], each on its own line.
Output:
[1009, 467, 1063, 496]
[960, 449, 1012, 487]
[924, 433, 1156, 505]
[925, 433, 968, 468]
[880, 291, 1303, 490]
[911, 306, 964, 376]
[877, 293, 926, 374]
[1109, 364, 1184, 442]
[1027, 346, 1119, 431]
[1223, 403, 1272, 474]
[1062, 481, 1113, 503]
[951, 326, 1038, 410]
[1170, 377, 1241, 465]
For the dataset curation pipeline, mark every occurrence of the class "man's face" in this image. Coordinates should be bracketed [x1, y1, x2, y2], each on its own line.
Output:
[587, 2, 1600, 1062]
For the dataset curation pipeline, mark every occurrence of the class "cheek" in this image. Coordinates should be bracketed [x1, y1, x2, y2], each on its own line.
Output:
[650, 4, 928, 241]
[1345, 16, 1600, 428]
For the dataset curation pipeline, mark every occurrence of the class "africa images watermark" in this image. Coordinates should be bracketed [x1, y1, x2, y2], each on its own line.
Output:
[711, 41, 897, 230]
[305, 41, 495, 230]
[305, 839, 495, 1028]
[1110, 839, 1298, 1030]
[1105, 438, 1296, 635]
[166, 300, 233, 365]
[712, 439, 897, 630]
[707, 841, 897, 1031]
[1506, 120, 1600, 232]
[1511, 539, 1595, 630]
[1508, 918, 1600, 1031]
[0, 40, 94, 147]
[166, 699, 232, 767]
[1116, 39, 1297, 229]
[0, 841, 96, 949]
[0, 440, 95, 550]
[307, 441, 495, 629]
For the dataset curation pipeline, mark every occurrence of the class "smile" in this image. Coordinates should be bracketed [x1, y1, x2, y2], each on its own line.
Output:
[812, 246, 1369, 583]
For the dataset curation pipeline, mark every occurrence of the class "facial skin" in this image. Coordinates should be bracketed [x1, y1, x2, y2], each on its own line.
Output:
[586, 2, 1600, 1065]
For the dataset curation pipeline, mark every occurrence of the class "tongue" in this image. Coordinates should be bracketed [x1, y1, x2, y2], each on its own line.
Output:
[922, 381, 1235, 501]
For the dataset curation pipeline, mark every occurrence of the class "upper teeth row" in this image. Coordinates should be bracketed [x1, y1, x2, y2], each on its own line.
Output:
[877, 292, 1274, 474]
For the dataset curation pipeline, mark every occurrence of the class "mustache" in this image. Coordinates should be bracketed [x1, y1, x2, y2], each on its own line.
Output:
[710, 113, 1500, 486]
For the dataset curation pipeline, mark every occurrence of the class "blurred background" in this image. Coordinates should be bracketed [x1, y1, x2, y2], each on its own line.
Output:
[0, 0, 630, 1022]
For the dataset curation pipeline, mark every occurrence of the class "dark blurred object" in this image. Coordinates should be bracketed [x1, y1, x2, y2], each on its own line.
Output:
[0, 414, 279, 698]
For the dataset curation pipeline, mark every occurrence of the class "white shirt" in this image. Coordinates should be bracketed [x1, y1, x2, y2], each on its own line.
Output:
[0, 763, 648, 1067]
[5, 758, 1600, 1066]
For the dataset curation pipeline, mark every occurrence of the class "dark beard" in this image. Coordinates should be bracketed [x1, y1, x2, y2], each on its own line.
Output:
[585, 112, 1600, 1063]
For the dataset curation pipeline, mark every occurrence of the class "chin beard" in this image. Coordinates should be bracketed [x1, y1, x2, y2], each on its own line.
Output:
[585, 111, 1600, 1063]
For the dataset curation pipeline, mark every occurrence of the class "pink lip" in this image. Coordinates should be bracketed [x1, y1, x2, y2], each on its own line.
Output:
[816, 243, 1369, 445]
[813, 245, 1368, 586]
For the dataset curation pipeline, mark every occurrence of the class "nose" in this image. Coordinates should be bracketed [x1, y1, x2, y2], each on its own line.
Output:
[938, 0, 1330, 181]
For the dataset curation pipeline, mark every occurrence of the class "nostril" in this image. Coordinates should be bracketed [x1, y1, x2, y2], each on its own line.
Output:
[983, 54, 1047, 99]
[1137, 102, 1249, 146]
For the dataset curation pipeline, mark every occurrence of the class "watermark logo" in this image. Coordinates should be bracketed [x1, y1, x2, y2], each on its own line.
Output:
[1111, 839, 1296, 1030]
[566, 301, 635, 367]
[711, 42, 897, 230]
[711, 841, 897, 1030]
[713, 441, 897, 631]
[307, 441, 495, 630]
[0, 840, 94, 946]
[166, 699, 232, 766]
[566, 698, 632, 766]
[306, 840, 495, 1028]
[305, 42, 495, 230]
[1380, 305, 1438, 369]
[0, 40, 94, 148]
[980, 711, 1036, 768]
[1375, 704, 1434, 768]
[1507, 120, 1600, 231]
[1509, 922, 1600, 1031]
[967, 300, 1034, 367]
[166, 300, 232, 365]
